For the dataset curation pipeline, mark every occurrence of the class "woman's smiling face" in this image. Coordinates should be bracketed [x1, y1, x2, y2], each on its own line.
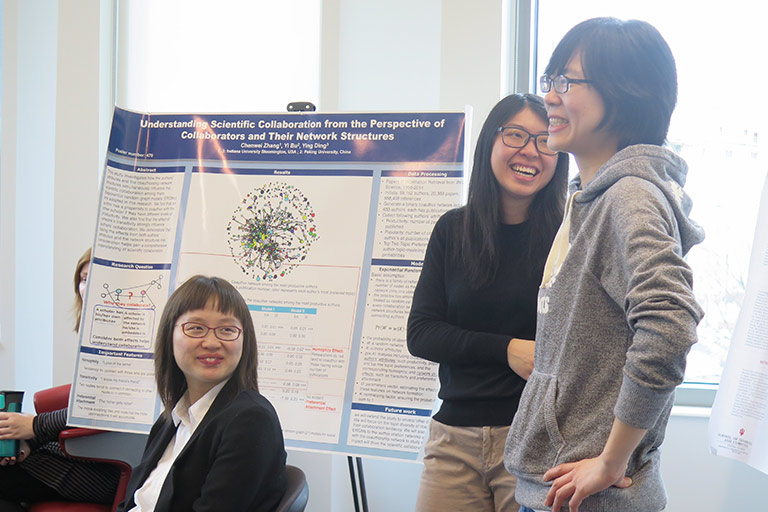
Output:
[544, 51, 619, 180]
[173, 305, 243, 403]
[490, 106, 558, 222]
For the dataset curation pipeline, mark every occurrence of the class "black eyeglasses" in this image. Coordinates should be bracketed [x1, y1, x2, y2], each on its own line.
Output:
[497, 125, 557, 156]
[540, 74, 593, 94]
[177, 322, 242, 341]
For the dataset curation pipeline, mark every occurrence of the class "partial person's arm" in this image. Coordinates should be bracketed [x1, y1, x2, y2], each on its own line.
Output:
[0, 408, 69, 463]
[0, 408, 68, 445]
[0, 411, 35, 440]
[506, 338, 534, 380]
[607, 181, 702, 430]
[0, 412, 38, 466]
[31, 408, 68, 444]
[543, 417, 641, 512]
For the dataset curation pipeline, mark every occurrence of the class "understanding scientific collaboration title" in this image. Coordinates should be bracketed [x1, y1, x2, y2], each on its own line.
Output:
[138, 117, 443, 142]
[140, 118, 438, 130]
[140, 119, 326, 130]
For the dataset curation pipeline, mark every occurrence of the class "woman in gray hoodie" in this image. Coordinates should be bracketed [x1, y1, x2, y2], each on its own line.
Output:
[504, 17, 704, 512]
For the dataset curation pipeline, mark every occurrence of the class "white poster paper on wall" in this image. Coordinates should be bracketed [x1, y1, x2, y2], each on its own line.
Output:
[709, 172, 768, 474]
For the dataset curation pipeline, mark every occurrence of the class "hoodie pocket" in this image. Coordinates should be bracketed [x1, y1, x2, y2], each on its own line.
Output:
[506, 369, 565, 476]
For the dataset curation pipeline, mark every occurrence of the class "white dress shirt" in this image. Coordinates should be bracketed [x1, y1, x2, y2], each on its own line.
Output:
[128, 380, 228, 512]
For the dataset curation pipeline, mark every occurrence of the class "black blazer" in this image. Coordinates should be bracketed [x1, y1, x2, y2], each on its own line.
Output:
[118, 380, 286, 512]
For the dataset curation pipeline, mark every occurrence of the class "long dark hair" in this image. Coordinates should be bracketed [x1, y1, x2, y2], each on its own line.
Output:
[457, 93, 568, 287]
[154, 275, 259, 416]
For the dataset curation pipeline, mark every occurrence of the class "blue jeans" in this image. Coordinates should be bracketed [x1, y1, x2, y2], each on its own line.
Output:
[519, 508, 539, 512]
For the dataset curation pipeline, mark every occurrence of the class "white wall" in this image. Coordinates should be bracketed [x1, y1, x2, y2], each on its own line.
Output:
[662, 409, 768, 511]
[0, 0, 20, 390]
[0, 0, 110, 399]
[115, 0, 321, 112]
[52, 0, 113, 385]
[334, 0, 442, 111]
[321, 0, 507, 162]
[1, 0, 60, 396]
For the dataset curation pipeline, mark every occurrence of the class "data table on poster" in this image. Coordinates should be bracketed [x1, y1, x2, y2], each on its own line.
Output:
[252, 305, 317, 378]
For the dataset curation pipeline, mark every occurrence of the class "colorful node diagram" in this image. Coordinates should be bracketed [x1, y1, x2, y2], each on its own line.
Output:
[100, 275, 163, 308]
[227, 182, 319, 281]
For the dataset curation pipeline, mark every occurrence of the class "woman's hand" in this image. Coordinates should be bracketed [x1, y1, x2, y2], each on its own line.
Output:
[0, 412, 35, 440]
[506, 338, 534, 380]
[17, 440, 30, 462]
[543, 418, 645, 511]
[543, 455, 631, 512]
[0, 440, 31, 466]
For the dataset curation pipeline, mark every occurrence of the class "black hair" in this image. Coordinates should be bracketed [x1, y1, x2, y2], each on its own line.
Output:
[457, 93, 568, 287]
[545, 17, 678, 150]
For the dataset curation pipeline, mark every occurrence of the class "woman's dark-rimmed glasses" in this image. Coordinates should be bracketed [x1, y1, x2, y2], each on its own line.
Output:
[178, 322, 242, 341]
[497, 125, 557, 156]
[539, 74, 593, 94]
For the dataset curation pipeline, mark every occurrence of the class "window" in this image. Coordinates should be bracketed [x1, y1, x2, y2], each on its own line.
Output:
[533, 0, 768, 385]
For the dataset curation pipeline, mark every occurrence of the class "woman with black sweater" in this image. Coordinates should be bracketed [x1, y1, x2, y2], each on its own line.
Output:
[407, 93, 568, 512]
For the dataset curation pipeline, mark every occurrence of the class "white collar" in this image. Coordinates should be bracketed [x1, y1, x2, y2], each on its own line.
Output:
[171, 379, 229, 430]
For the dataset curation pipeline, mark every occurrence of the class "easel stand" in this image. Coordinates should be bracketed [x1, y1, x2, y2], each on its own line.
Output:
[286, 101, 367, 512]
[347, 456, 369, 512]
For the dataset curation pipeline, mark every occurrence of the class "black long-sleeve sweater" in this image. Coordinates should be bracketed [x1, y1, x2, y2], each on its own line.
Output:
[407, 208, 543, 426]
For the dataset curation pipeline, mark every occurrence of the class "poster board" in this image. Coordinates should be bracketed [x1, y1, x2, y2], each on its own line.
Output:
[709, 173, 768, 474]
[68, 107, 466, 461]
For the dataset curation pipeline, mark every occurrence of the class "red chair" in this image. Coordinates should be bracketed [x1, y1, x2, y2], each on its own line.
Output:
[28, 384, 141, 512]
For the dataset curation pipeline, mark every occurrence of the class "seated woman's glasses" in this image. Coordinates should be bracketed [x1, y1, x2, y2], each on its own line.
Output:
[179, 322, 242, 341]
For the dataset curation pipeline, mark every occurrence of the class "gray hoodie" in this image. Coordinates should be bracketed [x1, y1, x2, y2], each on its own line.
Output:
[504, 144, 704, 512]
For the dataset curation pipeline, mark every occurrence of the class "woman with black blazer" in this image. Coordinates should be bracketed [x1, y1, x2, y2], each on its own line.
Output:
[119, 275, 286, 512]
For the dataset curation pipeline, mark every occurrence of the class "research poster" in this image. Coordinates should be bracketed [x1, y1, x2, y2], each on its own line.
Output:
[68, 107, 466, 461]
[709, 173, 768, 474]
